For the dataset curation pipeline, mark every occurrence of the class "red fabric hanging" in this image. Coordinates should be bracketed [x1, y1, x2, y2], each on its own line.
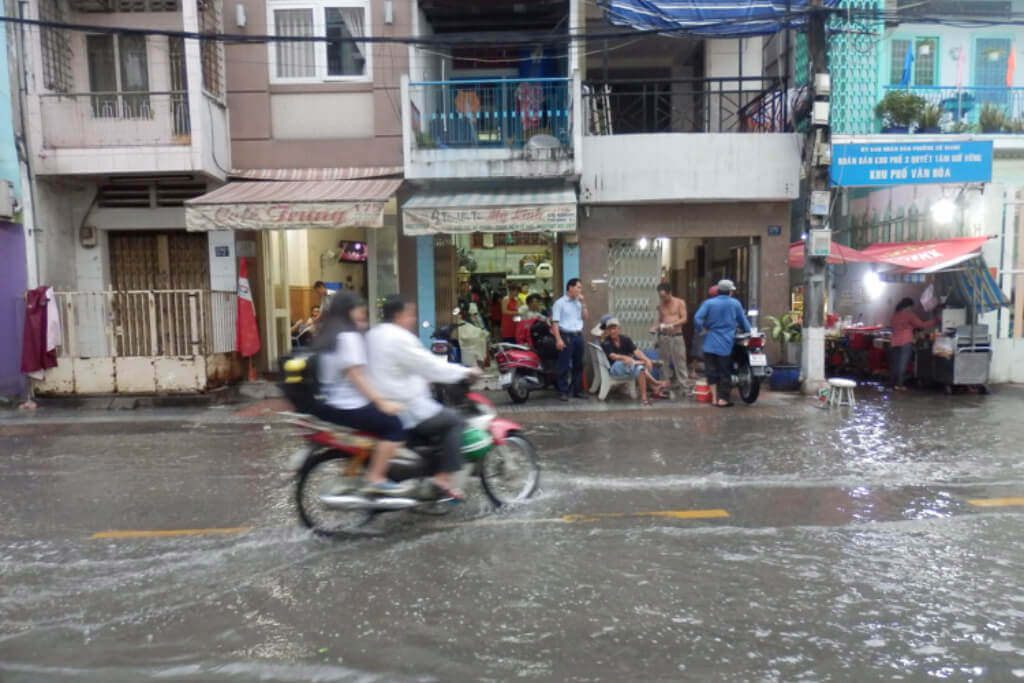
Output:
[21, 286, 57, 373]
[236, 258, 261, 358]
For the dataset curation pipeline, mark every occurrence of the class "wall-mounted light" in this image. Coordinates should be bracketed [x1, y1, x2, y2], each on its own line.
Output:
[637, 237, 649, 250]
[930, 198, 957, 225]
[235, 2, 246, 28]
[864, 270, 884, 300]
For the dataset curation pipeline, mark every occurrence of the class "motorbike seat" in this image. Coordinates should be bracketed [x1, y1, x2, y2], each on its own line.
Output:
[282, 412, 380, 449]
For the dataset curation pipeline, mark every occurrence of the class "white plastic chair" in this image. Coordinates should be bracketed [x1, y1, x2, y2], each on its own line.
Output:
[588, 342, 637, 401]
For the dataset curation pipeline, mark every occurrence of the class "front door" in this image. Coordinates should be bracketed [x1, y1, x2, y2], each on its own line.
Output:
[261, 230, 291, 366]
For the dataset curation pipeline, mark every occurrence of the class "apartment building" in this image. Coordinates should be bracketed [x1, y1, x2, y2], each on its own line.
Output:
[20, 0, 236, 393]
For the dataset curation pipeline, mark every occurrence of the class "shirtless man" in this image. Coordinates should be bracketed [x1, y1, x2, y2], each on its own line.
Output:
[650, 283, 690, 388]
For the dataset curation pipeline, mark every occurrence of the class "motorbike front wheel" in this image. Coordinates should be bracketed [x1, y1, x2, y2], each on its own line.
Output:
[479, 432, 541, 507]
[507, 374, 531, 404]
[736, 365, 761, 404]
[295, 449, 376, 537]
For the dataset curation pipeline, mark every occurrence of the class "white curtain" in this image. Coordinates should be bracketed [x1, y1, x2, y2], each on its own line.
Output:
[275, 9, 315, 78]
[340, 7, 365, 63]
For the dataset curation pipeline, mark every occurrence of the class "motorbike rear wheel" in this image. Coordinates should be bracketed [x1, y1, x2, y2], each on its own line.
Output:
[479, 432, 540, 507]
[736, 365, 761, 404]
[507, 375, 531, 404]
[295, 449, 376, 536]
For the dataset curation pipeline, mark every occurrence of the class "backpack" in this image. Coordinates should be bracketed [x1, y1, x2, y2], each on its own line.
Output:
[278, 351, 323, 414]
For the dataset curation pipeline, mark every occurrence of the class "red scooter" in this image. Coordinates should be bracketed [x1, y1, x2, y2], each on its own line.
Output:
[494, 318, 561, 404]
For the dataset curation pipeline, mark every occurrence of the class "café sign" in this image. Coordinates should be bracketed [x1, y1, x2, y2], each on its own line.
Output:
[403, 204, 577, 235]
[185, 201, 386, 231]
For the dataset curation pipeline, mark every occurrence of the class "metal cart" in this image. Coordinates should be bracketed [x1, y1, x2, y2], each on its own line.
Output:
[915, 324, 991, 394]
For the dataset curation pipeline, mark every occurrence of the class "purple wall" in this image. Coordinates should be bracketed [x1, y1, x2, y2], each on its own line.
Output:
[0, 221, 27, 398]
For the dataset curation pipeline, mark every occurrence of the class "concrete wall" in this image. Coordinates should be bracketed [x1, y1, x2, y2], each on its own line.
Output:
[226, 0, 408, 168]
[581, 133, 802, 203]
[579, 202, 791, 360]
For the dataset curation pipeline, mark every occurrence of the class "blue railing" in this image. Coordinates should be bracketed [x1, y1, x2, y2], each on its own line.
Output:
[883, 85, 1024, 132]
[409, 77, 572, 150]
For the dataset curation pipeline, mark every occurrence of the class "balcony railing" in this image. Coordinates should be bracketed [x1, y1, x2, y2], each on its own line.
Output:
[39, 91, 191, 149]
[582, 77, 789, 135]
[882, 85, 1024, 133]
[409, 77, 573, 150]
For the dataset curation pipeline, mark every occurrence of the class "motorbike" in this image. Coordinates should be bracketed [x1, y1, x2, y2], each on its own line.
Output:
[283, 377, 541, 537]
[730, 321, 772, 404]
[430, 322, 462, 364]
[493, 317, 561, 404]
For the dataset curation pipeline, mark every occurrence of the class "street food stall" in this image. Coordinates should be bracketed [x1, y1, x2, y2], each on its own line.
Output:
[817, 236, 1008, 390]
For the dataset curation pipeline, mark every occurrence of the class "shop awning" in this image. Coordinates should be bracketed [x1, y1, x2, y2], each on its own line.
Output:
[860, 237, 990, 274]
[788, 240, 868, 268]
[402, 188, 577, 235]
[229, 166, 403, 181]
[604, 0, 842, 38]
[184, 179, 402, 231]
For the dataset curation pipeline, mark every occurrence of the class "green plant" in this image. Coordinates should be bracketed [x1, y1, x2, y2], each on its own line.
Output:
[415, 130, 437, 149]
[950, 120, 977, 134]
[874, 90, 927, 129]
[918, 103, 943, 131]
[1008, 117, 1024, 134]
[979, 103, 1008, 132]
[766, 312, 803, 345]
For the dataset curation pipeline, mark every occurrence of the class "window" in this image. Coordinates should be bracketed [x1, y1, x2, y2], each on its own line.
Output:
[198, 0, 225, 97]
[269, 0, 369, 82]
[81, 0, 179, 12]
[39, 0, 72, 92]
[86, 34, 151, 118]
[889, 37, 938, 86]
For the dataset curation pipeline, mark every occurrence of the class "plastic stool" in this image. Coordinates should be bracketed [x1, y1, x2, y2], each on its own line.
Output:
[827, 378, 857, 407]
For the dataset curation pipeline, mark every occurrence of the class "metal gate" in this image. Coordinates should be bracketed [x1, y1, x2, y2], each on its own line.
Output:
[608, 240, 663, 350]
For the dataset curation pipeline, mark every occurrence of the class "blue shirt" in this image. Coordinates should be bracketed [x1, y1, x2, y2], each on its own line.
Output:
[551, 295, 584, 333]
[693, 295, 751, 356]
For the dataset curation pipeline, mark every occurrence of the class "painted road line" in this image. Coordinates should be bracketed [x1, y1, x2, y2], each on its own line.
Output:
[966, 497, 1024, 508]
[563, 509, 729, 524]
[90, 527, 252, 539]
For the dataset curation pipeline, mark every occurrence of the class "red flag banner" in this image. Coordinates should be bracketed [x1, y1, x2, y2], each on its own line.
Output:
[1007, 47, 1017, 88]
[236, 257, 261, 358]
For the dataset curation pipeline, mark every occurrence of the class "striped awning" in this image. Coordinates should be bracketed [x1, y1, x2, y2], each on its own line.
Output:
[229, 166, 403, 181]
[185, 179, 402, 231]
[402, 188, 577, 235]
[603, 0, 842, 38]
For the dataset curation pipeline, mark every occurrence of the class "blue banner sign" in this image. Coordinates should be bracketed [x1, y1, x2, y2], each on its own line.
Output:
[831, 140, 993, 187]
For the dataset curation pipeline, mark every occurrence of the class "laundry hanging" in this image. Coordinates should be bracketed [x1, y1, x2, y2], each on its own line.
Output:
[21, 286, 59, 377]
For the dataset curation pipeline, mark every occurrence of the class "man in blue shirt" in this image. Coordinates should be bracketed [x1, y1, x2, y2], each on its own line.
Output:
[693, 279, 750, 407]
[551, 278, 589, 401]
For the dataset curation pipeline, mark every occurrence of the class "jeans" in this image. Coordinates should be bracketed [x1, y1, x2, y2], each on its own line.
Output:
[704, 352, 733, 401]
[410, 408, 465, 474]
[891, 343, 914, 387]
[555, 332, 585, 395]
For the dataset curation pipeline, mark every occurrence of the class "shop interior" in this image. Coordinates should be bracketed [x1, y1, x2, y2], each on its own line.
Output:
[608, 236, 759, 353]
[286, 227, 369, 334]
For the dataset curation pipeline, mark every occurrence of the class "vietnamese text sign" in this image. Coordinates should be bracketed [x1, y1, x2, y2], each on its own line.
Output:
[185, 201, 385, 231]
[403, 205, 577, 235]
[831, 140, 993, 187]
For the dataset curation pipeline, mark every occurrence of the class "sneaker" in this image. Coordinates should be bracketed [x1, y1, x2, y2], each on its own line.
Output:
[360, 479, 415, 497]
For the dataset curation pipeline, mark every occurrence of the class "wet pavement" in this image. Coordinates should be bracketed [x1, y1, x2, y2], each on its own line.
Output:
[1, 387, 1024, 682]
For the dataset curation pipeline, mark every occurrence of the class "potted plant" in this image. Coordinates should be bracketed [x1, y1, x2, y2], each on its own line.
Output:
[917, 103, 943, 133]
[875, 90, 926, 133]
[766, 312, 803, 390]
[979, 103, 1008, 133]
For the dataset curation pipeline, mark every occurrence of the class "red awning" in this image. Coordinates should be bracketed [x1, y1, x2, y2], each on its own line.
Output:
[860, 237, 989, 273]
[788, 240, 869, 268]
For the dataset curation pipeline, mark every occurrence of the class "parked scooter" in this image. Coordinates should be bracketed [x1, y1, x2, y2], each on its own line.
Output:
[730, 310, 772, 404]
[493, 317, 561, 404]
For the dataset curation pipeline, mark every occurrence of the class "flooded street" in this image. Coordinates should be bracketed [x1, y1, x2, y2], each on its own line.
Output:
[2, 389, 1024, 682]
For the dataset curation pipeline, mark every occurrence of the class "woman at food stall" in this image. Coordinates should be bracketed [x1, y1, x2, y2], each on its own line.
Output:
[890, 297, 939, 391]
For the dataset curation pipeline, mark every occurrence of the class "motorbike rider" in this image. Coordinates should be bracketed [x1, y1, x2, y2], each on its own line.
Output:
[693, 279, 750, 408]
[311, 291, 412, 495]
[367, 295, 481, 499]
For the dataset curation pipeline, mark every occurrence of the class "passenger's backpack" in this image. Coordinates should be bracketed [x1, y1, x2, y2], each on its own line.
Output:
[278, 352, 322, 414]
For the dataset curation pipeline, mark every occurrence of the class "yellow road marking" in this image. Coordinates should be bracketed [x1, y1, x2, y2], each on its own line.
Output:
[562, 509, 729, 524]
[967, 497, 1024, 508]
[90, 527, 252, 539]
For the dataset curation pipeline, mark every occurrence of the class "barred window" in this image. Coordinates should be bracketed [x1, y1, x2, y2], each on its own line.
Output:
[198, 0, 225, 97]
[81, 0, 180, 12]
[39, 0, 73, 92]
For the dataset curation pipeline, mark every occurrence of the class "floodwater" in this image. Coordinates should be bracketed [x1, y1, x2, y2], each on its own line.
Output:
[1, 388, 1023, 681]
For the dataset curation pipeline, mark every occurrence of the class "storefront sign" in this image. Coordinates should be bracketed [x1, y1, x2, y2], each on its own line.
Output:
[403, 204, 577, 235]
[830, 140, 993, 187]
[185, 201, 386, 231]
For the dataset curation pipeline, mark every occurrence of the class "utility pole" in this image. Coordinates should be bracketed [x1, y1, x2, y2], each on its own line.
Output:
[801, 0, 831, 391]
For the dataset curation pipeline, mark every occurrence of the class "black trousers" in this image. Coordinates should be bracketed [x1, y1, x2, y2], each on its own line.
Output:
[410, 408, 466, 474]
[704, 352, 733, 401]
